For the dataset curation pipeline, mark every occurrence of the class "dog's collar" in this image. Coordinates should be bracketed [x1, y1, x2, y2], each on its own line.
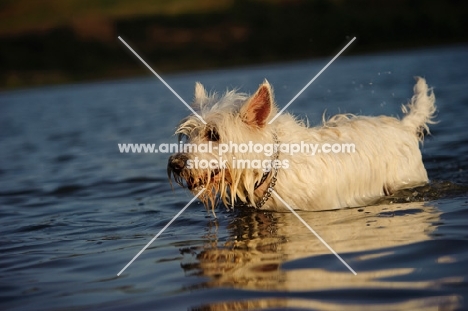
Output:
[254, 133, 279, 209]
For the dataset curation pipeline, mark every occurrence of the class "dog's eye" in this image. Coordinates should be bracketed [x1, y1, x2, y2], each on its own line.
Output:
[206, 128, 220, 141]
[178, 133, 189, 143]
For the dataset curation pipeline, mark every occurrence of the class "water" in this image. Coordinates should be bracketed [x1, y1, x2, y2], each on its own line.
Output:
[1, 45, 467, 310]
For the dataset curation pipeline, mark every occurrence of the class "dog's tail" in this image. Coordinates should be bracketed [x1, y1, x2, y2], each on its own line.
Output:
[402, 77, 437, 140]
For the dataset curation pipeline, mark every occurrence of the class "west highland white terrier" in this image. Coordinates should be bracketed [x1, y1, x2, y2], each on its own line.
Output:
[168, 77, 436, 212]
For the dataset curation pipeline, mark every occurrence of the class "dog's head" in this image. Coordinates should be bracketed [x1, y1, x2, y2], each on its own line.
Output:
[167, 81, 279, 210]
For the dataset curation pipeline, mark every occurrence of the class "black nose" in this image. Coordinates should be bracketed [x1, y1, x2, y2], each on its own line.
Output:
[168, 154, 188, 172]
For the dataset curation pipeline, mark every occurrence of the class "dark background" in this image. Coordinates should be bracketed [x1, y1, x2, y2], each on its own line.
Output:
[1, 0, 467, 89]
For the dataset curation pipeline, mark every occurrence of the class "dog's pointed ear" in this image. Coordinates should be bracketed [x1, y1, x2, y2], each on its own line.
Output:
[241, 80, 273, 128]
[192, 82, 208, 110]
[194, 82, 207, 100]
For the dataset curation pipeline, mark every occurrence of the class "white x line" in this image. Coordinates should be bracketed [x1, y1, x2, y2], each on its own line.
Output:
[272, 190, 357, 275]
[118, 36, 206, 124]
[117, 188, 205, 276]
[268, 37, 356, 124]
[117, 35, 357, 277]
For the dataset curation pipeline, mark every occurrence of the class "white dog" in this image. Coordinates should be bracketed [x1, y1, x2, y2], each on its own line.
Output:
[168, 77, 436, 212]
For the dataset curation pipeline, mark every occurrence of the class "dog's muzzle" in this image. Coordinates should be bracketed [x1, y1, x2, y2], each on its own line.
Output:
[168, 153, 222, 191]
[167, 153, 189, 188]
[168, 153, 188, 172]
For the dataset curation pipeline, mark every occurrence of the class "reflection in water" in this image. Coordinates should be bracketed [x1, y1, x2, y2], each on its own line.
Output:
[182, 186, 462, 310]
[190, 202, 440, 290]
[191, 296, 460, 311]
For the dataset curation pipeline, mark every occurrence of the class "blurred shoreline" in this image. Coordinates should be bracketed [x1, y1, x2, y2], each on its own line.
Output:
[1, 0, 467, 90]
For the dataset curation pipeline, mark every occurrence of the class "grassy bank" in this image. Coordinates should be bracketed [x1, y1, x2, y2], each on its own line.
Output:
[1, 0, 467, 89]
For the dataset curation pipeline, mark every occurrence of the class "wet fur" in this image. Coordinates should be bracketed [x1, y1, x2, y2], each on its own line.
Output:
[168, 78, 436, 212]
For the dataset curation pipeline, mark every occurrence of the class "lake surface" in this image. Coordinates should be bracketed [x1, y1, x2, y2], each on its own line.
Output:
[1, 45, 467, 310]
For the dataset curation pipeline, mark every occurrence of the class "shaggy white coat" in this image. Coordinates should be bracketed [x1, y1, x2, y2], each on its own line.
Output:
[169, 77, 436, 211]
